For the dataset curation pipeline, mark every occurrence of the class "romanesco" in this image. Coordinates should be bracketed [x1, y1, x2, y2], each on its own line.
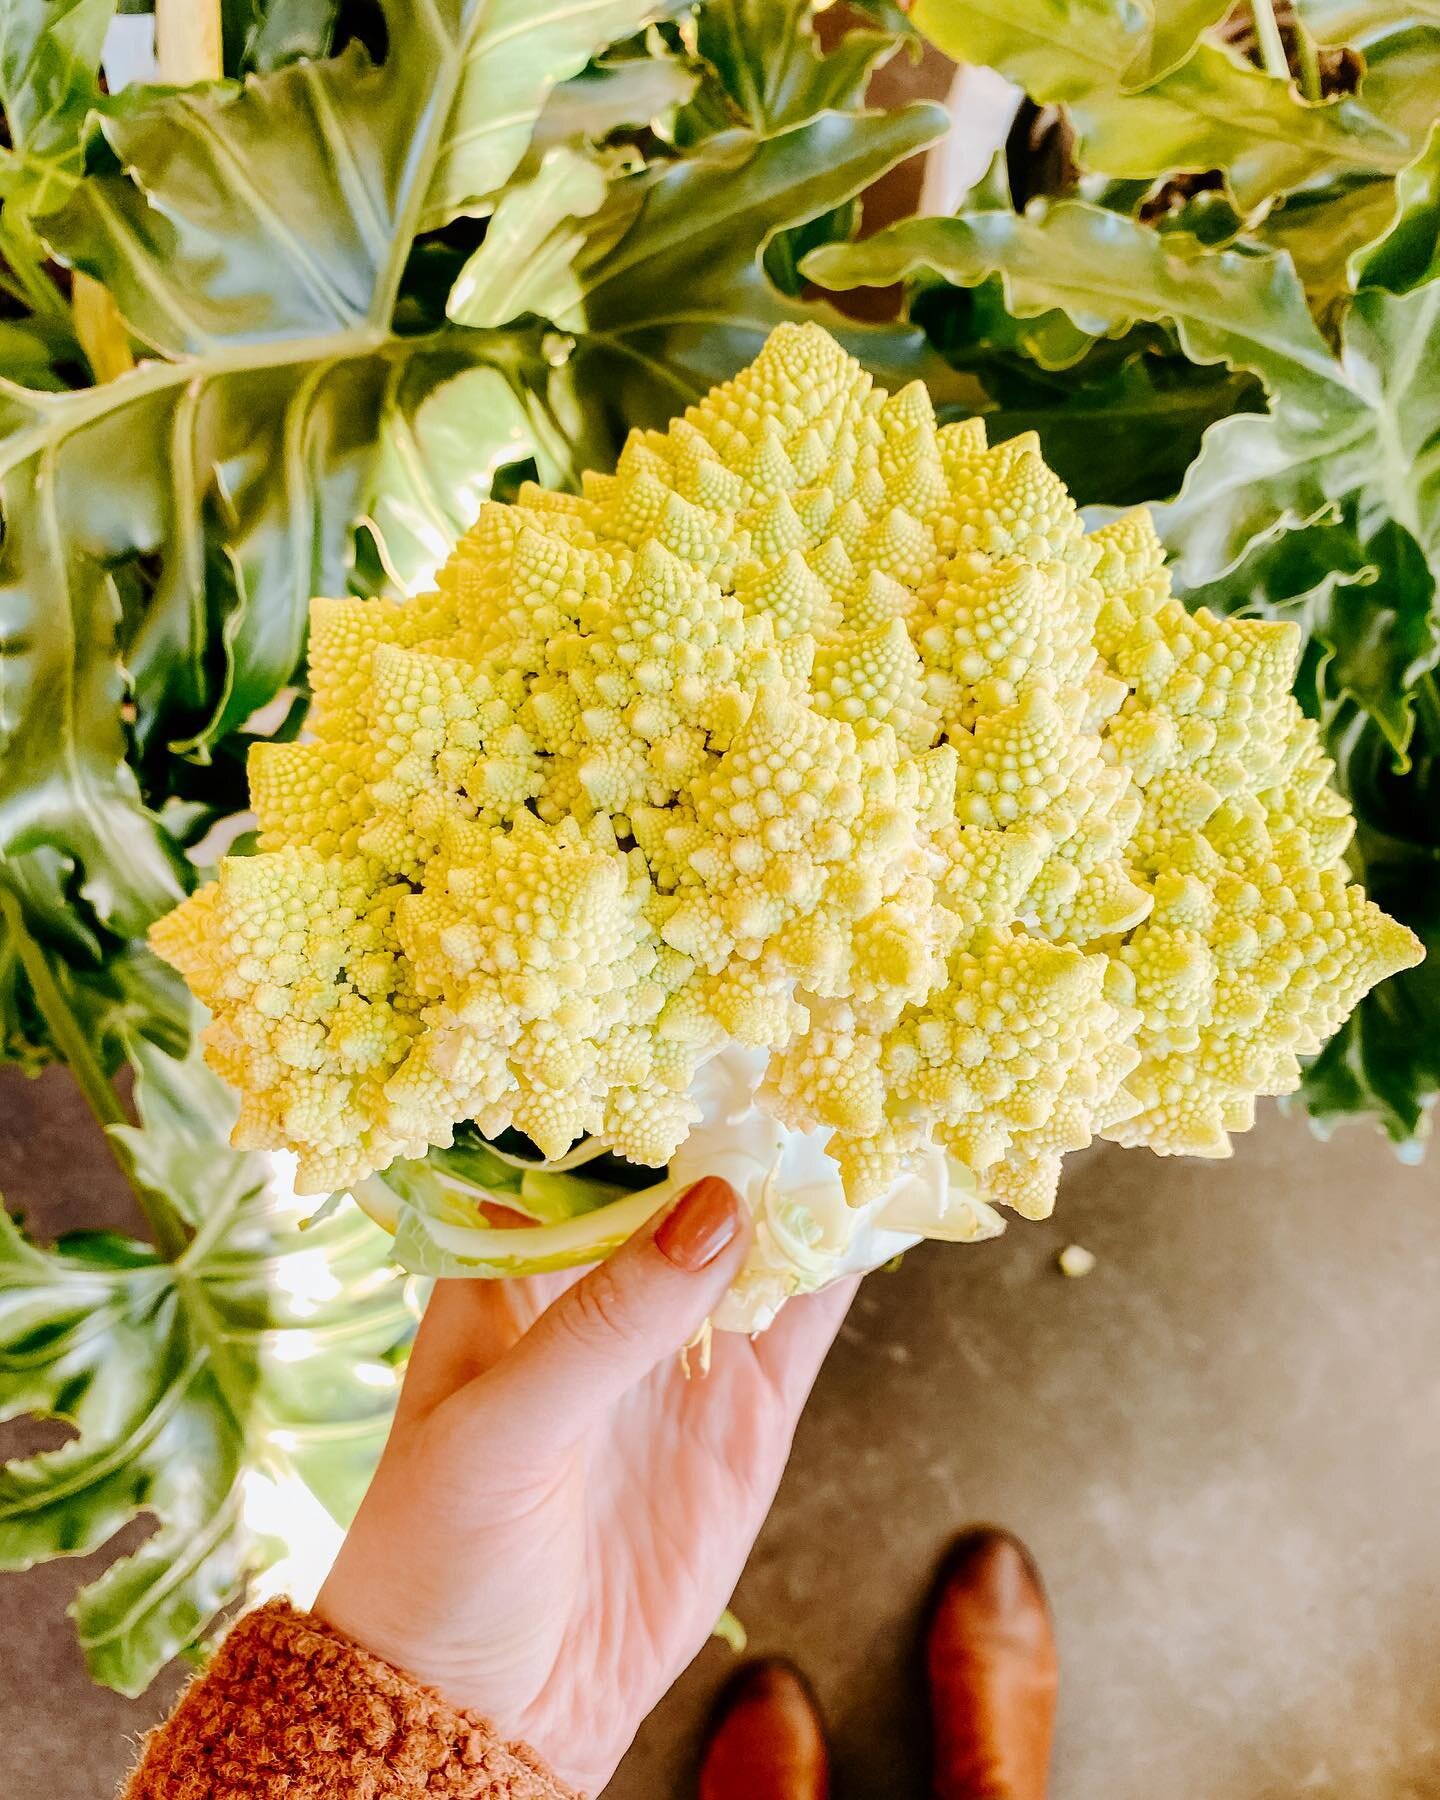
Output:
[151, 324, 1423, 1325]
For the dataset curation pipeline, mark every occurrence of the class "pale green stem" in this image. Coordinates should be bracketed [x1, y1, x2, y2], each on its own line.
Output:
[1251, 0, 1293, 82]
[0, 887, 191, 1259]
[1292, 19, 1323, 101]
[360, 1172, 674, 1270]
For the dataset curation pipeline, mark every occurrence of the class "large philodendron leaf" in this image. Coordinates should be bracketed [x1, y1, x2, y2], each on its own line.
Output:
[0, 1035, 415, 1694]
[222, 0, 340, 74]
[805, 201, 1347, 390]
[910, 0, 1429, 211]
[47, 0, 685, 358]
[1160, 275, 1440, 614]
[1354, 120, 1440, 295]
[670, 0, 907, 293]
[447, 146, 612, 332]
[530, 51, 701, 155]
[0, 861, 189, 1077]
[421, 0, 689, 229]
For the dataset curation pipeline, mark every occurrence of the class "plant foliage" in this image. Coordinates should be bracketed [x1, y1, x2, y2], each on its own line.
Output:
[0, 1031, 415, 1694]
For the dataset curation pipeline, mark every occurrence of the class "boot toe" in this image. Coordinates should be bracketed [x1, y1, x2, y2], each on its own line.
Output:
[926, 1527, 1057, 1800]
[699, 1657, 831, 1800]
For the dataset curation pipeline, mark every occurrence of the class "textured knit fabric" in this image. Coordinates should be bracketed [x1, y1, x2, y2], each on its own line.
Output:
[119, 1600, 578, 1799]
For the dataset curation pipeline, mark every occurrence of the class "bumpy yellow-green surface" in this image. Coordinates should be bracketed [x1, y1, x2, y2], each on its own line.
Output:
[152, 325, 1423, 1213]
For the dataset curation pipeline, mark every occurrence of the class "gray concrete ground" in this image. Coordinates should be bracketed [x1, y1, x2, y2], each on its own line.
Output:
[3, 1062, 1440, 1798]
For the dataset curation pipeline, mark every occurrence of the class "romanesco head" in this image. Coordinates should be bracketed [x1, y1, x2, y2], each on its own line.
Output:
[153, 325, 1423, 1215]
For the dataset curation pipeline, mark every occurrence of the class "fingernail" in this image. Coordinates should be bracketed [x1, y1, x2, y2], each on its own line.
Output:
[655, 1177, 741, 1272]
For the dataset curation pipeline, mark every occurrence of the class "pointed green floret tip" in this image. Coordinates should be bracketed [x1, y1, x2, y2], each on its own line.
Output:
[150, 324, 1424, 1223]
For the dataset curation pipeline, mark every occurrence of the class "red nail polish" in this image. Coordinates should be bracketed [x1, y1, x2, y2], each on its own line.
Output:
[655, 1177, 741, 1272]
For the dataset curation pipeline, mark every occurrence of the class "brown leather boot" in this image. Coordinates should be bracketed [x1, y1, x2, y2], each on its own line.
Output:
[698, 1659, 831, 1800]
[925, 1527, 1058, 1800]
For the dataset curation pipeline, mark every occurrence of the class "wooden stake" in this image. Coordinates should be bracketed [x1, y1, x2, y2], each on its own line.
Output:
[156, 0, 223, 85]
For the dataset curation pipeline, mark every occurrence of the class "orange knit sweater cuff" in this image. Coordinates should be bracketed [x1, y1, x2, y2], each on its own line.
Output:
[120, 1599, 578, 1799]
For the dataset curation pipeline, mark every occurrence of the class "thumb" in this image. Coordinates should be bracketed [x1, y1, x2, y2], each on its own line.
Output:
[468, 1176, 751, 1454]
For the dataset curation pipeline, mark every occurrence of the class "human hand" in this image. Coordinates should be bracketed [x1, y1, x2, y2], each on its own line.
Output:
[314, 1176, 855, 1795]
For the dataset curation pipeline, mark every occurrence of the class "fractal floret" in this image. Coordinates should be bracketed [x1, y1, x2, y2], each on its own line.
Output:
[152, 324, 1423, 1328]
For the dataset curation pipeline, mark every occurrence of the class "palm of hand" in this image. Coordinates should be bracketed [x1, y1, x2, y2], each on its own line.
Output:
[318, 1267, 852, 1796]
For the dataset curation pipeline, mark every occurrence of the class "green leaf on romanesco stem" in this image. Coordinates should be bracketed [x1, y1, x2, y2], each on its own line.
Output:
[0, 1032, 416, 1695]
[149, 323, 1423, 1247]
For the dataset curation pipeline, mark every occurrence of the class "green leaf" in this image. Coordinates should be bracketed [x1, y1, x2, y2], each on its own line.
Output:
[804, 199, 1345, 391]
[531, 50, 700, 153]
[222, 0, 339, 74]
[1162, 276, 1440, 585]
[910, 0, 1151, 98]
[0, 850, 189, 1075]
[554, 105, 960, 438]
[45, 0, 681, 355]
[0, 1034, 415, 1694]
[45, 45, 425, 354]
[911, 0, 1423, 210]
[1300, 0, 1440, 37]
[762, 199, 860, 299]
[0, 317, 70, 387]
[910, 269, 1097, 373]
[676, 0, 898, 142]
[1352, 119, 1440, 292]
[420, 0, 687, 228]
[0, 0, 115, 219]
[1330, 17, 1440, 160]
[1253, 172, 1400, 322]
[671, 0, 904, 300]
[0, 377, 198, 936]
[1073, 41, 1416, 210]
[0, 0, 114, 374]
[1140, 0, 1232, 83]
[448, 146, 610, 329]
[970, 352, 1260, 505]
[366, 357, 538, 590]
